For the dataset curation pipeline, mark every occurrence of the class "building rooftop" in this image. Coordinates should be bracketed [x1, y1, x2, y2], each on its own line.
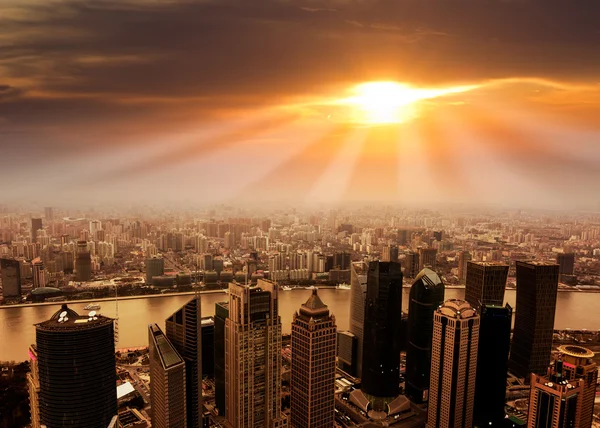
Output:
[149, 324, 184, 369]
[299, 289, 330, 319]
[36, 304, 114, 331]
[468, 261, 509, 267]
[438, 299, 477, 319]
[414, 268, 443, 288]
[557, 344, 595, 359]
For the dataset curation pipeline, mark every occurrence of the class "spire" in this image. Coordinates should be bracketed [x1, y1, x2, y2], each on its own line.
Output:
[299, 288, 330, 319]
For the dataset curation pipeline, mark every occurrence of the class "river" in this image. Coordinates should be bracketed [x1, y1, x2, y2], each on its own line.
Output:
[0, 288, 599, 361]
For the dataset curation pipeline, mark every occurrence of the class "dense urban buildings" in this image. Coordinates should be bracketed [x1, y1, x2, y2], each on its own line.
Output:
[349, 261, 367, 378]
[427, 299, 479, 428]
[527, 369, 584, 428]
[290, 289, 336, 428]
[509, 261, 560, 379]
[165, 296, 203, 428]
[464, 261, 509, 308]
[0, 258, 21, 297]
[405, 268, 445, 404]
[555, 345, 598, 427]
[34, 304, 117, 428]
[149, 323, 187, 428]
[225, 280, 287, 428]
[473, 304, 512, 426]
[360, 261, 403, 411]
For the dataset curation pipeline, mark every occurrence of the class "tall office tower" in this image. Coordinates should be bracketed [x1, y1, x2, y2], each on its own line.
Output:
[418, 247, 437, 270]
[165, 297, 203, 428]
[361, 261, 403, 412]
[527, 370, 584, 428]
[337, 331, 357, 375]
[509, 261, 559, 379]
[225, 280, 287, 428]
[555, 345, 598, 427]
[556, 252, 575, 276]
[214, 301, 229, 415]
[32, 260, 46, 288]
[1, 258, 21, 297]
[465, 261, 509, 308]
[75, 240, 92, 282]
[149, 323, 187, 428]
[349, 261, 368, 378]
[473, 304, 512, 426]
[44, 207, 53, 221]
[381, 245, 399, 262]
[291, 290, 337, 428]
[457, 251, 471, 283]
[35, 304, 117, 428]
[27, 345, 41, 428]
[31, 218, 43, 243]
[146, 257, 165, 284]
[427, 300, 479, 428]
[405, 268, 445, 404]
[404, 251, 420, 278]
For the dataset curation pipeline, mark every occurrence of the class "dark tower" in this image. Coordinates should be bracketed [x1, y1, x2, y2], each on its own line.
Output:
[0, 258, 21, 297]
[214, 301, 229, 416]
[349, 261, 367, 378]
[75, 241, 92, 282]
[556, 253, 575, 276]
[31, 218, 43, 243]
[465, 261, 509, 309]
[35, 304, 117, 428]
[473, 304, 512, 426]
[509, 261, 559, 379]
[361, 261, 403, 408]
[165, 296, 202, 428]
[405, 268, 445, 404]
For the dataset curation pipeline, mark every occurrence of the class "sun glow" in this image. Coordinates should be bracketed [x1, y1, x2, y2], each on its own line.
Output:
[337, 81, 478, 125]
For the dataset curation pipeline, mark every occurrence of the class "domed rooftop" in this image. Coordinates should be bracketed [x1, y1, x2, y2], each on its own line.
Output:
[557, 345, 595, 359]
[31, 287, 62, 295]
[50, 304, 79, 320]
[438, 299, 477, 319]
[413, 268, 443, 288]
[299, 289, 330, 319]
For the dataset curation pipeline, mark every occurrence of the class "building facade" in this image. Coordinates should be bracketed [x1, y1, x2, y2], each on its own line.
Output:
[35, 304, 117, 428]
[405, 268, 445, 404]
[527, 370, 584, 428]
[464, 261, 509, 308]
[427, 300, 479, 428]
[1, 258, 21, 297]
[290, 290, 336, 428]
[165, 296, 202, 428]
[146, 257, 165, 284]
[149, 323, 187, 428]
[556, 253, 575, 276]
[214, 301, 229, 416]
[349, 261, 367, 378]
[225, 280, 287, 428]
[418, 248, 437, 271]
[404, 252, 420, 279]
[509, 261, 559, 379]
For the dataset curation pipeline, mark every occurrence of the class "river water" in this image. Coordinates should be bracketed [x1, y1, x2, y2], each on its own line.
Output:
[0, 288, 598, 362]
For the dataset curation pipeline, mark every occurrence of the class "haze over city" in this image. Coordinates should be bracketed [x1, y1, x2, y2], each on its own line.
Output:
[1, 0, 600, 209]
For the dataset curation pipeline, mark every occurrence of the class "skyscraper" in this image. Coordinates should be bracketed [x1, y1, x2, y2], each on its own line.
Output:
[473, 304, 512, 426]
[32, 259, 46, 288]
[75, 241, 92, 282]
[381, 245, 399, 262]
[149, 323, 187, 428]
[427, 299, 479, 428]
[457, 251, 471, 283]
[527, 369, 584, 428]
[35, 304, 117, 428]
[418, 248, 437, 270]
[405, 268, 445, 404]
[465, 261, 509, 308]
[291, 290, 337, 428]
[509, 261, 559, 379]
[336, 331, 357, 375]
[349, 261, 367, 378]
[1, 258, 21, 297]
[27, 345, 40, 428]
[404, 252, 420, 278]
[225, 280, 287, 428]
[214, 301, 229, 415]
[165, 297, 203, 428]
[31, 218, 42, 243]
[361, 261, 403, 410]
[556, 253, 575, 276]
[556, 345, 598, 428]
[146, 256, 165, 284]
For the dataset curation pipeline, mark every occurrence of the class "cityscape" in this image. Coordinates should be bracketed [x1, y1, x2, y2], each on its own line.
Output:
[1, 0, 600, 427]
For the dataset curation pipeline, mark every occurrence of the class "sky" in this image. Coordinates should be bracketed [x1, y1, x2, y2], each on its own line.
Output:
[1, 0, 600, 209]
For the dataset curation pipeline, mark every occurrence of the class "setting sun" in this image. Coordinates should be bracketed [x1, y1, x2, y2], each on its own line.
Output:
[334, 81, 479, 125]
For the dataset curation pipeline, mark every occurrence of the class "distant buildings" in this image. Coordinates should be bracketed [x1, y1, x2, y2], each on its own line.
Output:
[405, 268, 445, 404]
[165, 297, 203, 428]
[149, 323, 187, 428]
[291, 290, 336, 428]
[427, 299, 479, 428]
[381, 245, 399, 262]
[473, 304, 512, 426]
[225, 280, 287, 428]
[44, 207, 53, 221]
[360, 261, 403, 410]
[418, 248, 437, 271]
[75, 240, 92, 282]
[35, 304, 117, 428]
[1, 258, 21, 297]
[146, 257, 165, 284]
[527, 369, 583, 428]
[404, 252, 419, 279]
[509, 261, 559, 379]
[349, 261, 367, 378]
[465, 261, 509, 308]
[31, 218, 42, 243]
[32, 259, 46, 288]
[556, 252, 575, 276]
[457, 251, 471, 283]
